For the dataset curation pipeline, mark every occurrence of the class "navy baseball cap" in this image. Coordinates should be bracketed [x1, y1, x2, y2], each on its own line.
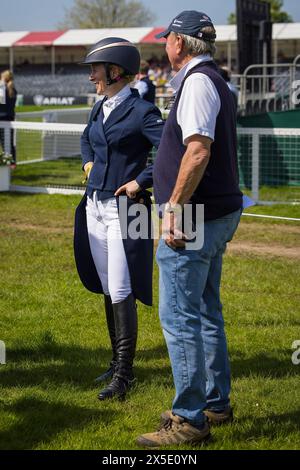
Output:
[156, 10, 216, 42]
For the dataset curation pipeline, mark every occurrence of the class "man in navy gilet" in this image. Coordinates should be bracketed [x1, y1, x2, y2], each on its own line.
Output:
[137, 11, 243, 447]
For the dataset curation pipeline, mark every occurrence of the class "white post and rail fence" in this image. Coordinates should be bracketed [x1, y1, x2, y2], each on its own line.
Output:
[0, 121, 299, 205]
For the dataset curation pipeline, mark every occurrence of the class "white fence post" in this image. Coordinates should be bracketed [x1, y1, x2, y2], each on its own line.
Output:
[0, 340, 6, 365]
[252, 133, 260, 203]
[4, 123, 11, 155]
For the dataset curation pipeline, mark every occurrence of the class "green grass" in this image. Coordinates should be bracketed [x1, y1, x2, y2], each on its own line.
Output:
[10, 158, 300, 208]
[243, 204, 300, 221]
[16, 105, 89, 113]
[15, 128, 43, 163]
[11, 157, 84, 187]
[242, 186, 300, 203]
[258, 185, 300, 202]
[0, 193, 299, 450]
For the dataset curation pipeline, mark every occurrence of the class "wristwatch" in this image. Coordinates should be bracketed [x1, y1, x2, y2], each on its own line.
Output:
[164, 202, 182, 215]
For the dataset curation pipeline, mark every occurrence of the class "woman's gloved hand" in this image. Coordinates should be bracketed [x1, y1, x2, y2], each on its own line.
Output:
[82, 162, 94, 184]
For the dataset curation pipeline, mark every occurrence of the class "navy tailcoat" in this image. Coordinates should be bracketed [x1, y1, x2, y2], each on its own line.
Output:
[74, 90, 164, 306]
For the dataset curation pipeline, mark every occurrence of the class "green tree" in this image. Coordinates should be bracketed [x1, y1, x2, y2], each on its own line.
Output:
[59, 0, 156, 28]
[228, 12, 237, 25]
[228, 0, 293, 24]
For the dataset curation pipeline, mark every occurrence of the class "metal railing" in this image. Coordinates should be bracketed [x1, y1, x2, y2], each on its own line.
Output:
[233, 61, 300, 116]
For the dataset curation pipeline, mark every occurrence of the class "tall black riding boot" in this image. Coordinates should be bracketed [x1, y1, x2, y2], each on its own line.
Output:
[95, 295, 117, 383]
[98, 293, 137, 400]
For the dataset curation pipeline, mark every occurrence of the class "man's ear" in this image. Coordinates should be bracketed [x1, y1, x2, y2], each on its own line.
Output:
[176, 35, 184, 55]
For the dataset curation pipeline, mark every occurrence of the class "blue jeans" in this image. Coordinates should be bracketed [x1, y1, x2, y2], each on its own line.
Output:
[156, 209, 241, 427]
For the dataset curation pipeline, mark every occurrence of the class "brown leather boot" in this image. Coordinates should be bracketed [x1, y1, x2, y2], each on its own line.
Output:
[137, 412, 211, 448]
[204, 406, 233, 425]
[159, 406, 233, 429]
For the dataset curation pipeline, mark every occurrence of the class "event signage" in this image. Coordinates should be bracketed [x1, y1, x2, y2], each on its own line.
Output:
[20, 95, 88, 106]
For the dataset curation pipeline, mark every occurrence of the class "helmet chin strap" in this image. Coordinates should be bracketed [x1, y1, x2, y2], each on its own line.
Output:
[104, 63, 125, 86]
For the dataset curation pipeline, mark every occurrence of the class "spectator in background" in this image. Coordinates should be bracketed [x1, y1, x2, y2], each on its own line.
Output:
[0, 70, 17, 163]
[219, 66, 238, 111]
[134, 60, 156, 104]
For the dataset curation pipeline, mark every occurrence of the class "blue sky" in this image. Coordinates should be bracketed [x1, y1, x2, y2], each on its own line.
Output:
[1, 0, 299, 31]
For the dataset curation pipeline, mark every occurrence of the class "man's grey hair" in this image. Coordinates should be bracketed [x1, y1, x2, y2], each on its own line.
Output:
[178, 28, 217, 57]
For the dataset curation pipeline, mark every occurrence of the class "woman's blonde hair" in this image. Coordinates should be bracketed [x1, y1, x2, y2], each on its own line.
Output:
[1, 70, 15, 98]
[109, 64, 135, 84]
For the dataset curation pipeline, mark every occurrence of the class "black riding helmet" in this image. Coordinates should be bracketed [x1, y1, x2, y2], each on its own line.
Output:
[80, 37, 140, 85]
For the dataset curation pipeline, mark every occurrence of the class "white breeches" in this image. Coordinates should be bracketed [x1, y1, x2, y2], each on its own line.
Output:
[86, 193, 132, 304]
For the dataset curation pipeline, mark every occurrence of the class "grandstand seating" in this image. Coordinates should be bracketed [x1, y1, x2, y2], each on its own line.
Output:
[13, 64, 95, 96]
[3, 62, 300, 113]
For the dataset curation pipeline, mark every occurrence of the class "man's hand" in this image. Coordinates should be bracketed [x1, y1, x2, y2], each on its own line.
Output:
[162, 210, 187, 249]
[115, 180, 141, 199]
[82, 162, 94, 183]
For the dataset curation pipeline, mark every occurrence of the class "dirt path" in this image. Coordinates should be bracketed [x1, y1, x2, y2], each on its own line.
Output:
[237, 222, 300, 235]
[228, 241, 300, 259]
[1, 222, 71, 234]
[2, 221, 300, 259]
